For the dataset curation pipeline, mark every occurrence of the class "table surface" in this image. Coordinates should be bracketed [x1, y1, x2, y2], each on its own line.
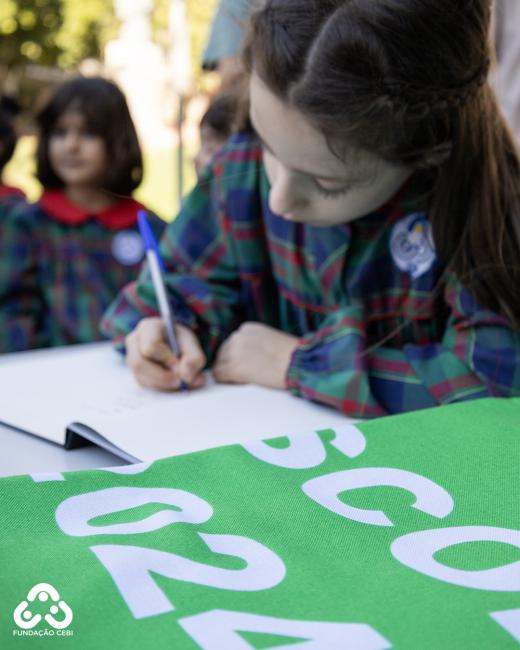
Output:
[0, 344, 129, 478]
[0, 342, 355, 479]
[0, 423, 128, 478]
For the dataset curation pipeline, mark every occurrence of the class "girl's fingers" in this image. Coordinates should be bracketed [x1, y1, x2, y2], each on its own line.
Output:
[175, 325, 207, 383]
[212, 336, 236, 382]
[190, 373, 208, 390]
[126, 341, 180, 391]
[125, 319, 206, 391]
[212, 358, 233, 383]
[132, 356, 181, 391]
[126, 318, 180, 390]
[136, 317, 178, 367]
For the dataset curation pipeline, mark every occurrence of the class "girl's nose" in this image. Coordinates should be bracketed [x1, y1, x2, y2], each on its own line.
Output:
[268, 165, 307, 217]
[63, 130, 80, 149]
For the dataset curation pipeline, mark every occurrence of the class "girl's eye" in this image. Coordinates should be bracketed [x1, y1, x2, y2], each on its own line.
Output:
[49, 126, 99, 139]
[315, 183, 351, 199]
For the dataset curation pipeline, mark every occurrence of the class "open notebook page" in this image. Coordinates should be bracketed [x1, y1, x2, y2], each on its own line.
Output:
[0, 342, 353, 461]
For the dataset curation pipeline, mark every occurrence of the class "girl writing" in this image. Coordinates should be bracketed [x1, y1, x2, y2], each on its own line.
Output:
[0, 76, 164, 353]
[102, 0, 520, 416]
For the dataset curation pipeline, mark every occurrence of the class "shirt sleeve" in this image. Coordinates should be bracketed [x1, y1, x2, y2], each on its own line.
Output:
[286, 274, 520, 417]
[202, 0, 252, 68]
[0, 206, 47, 352]
[100, 165, 244, 361]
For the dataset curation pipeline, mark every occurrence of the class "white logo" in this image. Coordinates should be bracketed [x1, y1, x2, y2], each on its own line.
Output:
[13, 583, 73, 633]
[111, 230, 144, 266]
[390, 212, 436, 279]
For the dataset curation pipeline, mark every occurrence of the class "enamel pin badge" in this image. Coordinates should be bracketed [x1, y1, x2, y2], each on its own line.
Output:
[390, 212, 436, 279]
[111, 230, 145, 266]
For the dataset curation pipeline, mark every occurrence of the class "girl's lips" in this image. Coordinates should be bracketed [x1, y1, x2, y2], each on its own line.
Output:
[59, 160, 87, 167]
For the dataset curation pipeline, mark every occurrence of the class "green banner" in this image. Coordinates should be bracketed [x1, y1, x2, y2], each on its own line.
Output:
[1, 398, 519, 649]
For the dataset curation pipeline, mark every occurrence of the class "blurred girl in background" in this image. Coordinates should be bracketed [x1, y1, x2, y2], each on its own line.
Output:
[0, 76, 164, 353]
[0, 94, 25, 209]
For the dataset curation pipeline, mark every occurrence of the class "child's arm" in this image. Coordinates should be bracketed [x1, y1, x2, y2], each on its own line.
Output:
[100, 161, 248, 373]
[0, 204, 47, 352]
[283, 274, 520, 417]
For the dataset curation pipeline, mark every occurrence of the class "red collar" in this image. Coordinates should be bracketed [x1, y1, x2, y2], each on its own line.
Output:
[39, 190, 145, 230]
[0, 185, 26, 200]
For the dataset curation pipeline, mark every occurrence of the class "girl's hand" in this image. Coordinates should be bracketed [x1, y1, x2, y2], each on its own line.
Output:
[125, 317, 207, 391]
[213, 323, 300, 389]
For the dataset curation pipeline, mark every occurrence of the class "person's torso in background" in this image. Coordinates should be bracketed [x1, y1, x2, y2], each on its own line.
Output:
[11, 194, 164, 348]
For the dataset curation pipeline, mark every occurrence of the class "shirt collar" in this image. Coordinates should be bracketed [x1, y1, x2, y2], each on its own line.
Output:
[39, 189, 145, 230]
[0, 185, 26, 200]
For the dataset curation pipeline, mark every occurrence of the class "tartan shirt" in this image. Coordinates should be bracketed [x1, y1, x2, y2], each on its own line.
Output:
[0, 184, 26, 213]
[100, 133, 520, 417]
[0, 192, 164, 353]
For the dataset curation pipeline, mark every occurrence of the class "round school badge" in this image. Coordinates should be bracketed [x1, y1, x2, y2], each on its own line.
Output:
[111, 231, 145, 266]
[389, 212, 436, 279]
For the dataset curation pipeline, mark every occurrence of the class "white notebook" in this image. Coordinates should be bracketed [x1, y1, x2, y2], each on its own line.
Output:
[0, 342, 353, 463]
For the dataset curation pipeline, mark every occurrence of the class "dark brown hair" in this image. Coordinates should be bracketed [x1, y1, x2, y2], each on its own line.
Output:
[0, 94, 20, 173]
[244, 0, 520, 329]
[201, 93, 239, 138]
[203, 75, 252, 136]
[36, 76, 143, 196]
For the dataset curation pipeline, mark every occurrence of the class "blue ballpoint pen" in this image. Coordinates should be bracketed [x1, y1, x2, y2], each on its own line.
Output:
[137, 210, 188, 389]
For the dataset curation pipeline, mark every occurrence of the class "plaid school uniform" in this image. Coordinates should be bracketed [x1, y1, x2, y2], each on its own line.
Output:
[0, 190, 164, 353]
[0, 184, 26, 211]
[100, 133, 520, 417]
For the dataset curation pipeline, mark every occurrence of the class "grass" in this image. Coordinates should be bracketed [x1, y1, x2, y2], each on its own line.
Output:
[3, 136, 197, 221]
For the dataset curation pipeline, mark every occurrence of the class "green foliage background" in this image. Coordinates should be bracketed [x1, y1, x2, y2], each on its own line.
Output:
[0, 0, 217, 82]
[0, 0, 116, 68]
[1, 0, 219, 218]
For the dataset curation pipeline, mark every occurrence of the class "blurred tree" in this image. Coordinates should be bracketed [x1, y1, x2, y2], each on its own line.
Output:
[1, 0, 216, 77]
[185, 0, 218, 81]
[57, 0, 117, 67]
[151, 0, 170, 47]
[152, 0, 218, 84]
[0, 0, 63, 68]
[0, 0, 117, 70]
